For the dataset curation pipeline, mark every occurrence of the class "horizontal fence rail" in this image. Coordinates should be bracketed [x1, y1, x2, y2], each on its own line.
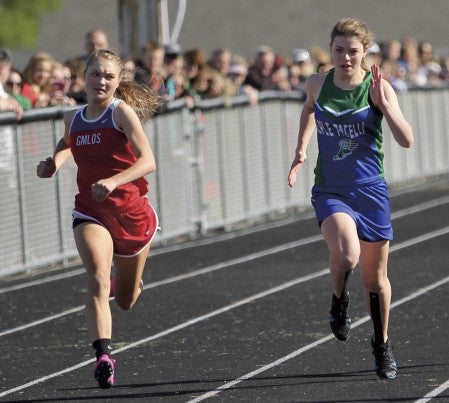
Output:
[1, 89, 448, 277]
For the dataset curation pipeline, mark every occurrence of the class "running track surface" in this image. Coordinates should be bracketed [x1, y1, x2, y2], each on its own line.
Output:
[1, 175, 448, 403]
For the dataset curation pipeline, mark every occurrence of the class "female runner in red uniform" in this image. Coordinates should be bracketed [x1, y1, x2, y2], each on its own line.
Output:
[37, 49, 159, 389]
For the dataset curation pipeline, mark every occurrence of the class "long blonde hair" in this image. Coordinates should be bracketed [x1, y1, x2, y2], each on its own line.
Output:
[85, 49, 159, 121]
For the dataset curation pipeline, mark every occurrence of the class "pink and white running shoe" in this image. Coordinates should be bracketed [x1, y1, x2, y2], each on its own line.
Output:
[94, 354, 116, 389]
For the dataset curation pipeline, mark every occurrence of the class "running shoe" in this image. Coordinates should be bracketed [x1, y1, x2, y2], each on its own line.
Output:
[329, 294, 351, 341]
[94, 354, 116, 389]
[371, 337, 397, 379]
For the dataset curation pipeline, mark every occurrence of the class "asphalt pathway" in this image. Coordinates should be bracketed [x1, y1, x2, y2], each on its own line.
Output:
[0, 176, 448, 402]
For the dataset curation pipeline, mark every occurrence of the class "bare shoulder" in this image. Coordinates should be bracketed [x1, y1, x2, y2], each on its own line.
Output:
[114, 100, 135, 119]
[370, 75, 397, 100]
[114, 100, 141, 131]
[305, 71, 328, 101]
[63, 107, 77, 125]
[381, 76, 396, 95]
[307, 71, 327, 86]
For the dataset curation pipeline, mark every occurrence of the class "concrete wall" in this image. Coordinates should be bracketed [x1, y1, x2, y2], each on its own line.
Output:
[11, 0, 449, 69]
[179, 0, 449, 60]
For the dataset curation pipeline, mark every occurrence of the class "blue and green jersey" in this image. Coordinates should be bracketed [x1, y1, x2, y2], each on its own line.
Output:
[313, 68, 384, 187]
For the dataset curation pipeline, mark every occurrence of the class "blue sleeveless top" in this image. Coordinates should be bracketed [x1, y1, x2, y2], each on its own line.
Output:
[313, 69, 384, 187]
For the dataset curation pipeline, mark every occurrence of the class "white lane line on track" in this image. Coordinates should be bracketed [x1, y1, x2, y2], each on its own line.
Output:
[390, 195, 449, 220]
[0, 268, 85, 293]
[1, 227, 448, 398]
[187, 274, 449, 403]
[2, 223, 449, 338]
[0, 306, 85, 337]
[413, 379, 449, 403]
[0, 268, 329, 398]
[1, 195, 448, 295]
[0, 215, 317, 295]
[0, 235, 323, 337]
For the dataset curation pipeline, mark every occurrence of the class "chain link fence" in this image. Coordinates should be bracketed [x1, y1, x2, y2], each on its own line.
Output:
[1, 89, 448, 277]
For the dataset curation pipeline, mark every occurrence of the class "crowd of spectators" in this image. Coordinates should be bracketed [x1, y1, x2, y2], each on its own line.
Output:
[1, 27, 449, 118]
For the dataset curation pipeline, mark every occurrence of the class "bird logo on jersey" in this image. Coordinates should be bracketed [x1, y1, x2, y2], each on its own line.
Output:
[333, 139, 359, 160]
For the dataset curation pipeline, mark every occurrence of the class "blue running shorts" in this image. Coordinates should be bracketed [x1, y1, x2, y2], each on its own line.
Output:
[311, 179, 393, 242]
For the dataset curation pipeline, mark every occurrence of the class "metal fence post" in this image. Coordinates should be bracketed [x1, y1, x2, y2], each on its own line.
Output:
[192, 109, 208, 235]
[14, 125, 29, 269]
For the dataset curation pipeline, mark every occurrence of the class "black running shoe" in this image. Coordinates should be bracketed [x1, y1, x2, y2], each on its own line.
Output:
[371, 337, 397, 379]
[329, 294, 351, 341]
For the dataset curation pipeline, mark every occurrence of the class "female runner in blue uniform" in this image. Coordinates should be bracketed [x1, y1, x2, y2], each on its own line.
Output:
[288, 18, 414, 379]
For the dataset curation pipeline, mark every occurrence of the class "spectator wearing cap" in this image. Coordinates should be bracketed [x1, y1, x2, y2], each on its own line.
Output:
[244, 45, 278, 91]
[292, 48, 313, 66]
[289, 48, 314, 91]
[164, 43, 182, 67]
[228, 61, 259, 106]
[228, 62, 248, 93]
[291, 48, 313, 70]
[164, 43, 184, 96]
[365, 42, 382, 69]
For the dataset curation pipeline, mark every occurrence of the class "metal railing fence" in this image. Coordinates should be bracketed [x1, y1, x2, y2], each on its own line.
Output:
[1, 89, 448, 277]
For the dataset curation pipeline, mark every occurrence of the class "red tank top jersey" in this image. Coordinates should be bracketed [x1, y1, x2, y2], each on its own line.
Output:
[69, 99, 148, 216]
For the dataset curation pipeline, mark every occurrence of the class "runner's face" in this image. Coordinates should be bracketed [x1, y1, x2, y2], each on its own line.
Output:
[85, 58, 120, 101]
[330, 35, 366, 74]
